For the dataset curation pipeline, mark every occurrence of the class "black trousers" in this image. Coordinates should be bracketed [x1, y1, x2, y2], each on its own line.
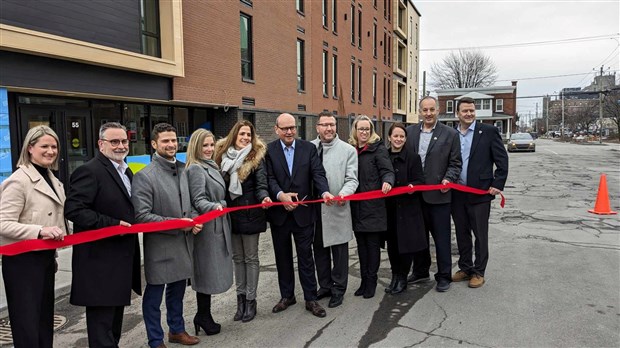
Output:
[354, 231, 382, 284]
[271, 215, 318, 301]
[313, 218, 349, 296]
[2, 250, 55, 348]
[452, 191, 491, 276]
[412, 202, 453, 281]
[85, 306, 125, 348]
[386, 227, 414, 276]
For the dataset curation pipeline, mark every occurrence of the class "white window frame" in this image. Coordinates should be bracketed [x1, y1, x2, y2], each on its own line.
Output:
[446, 100, 454, 113]
[483, 99, 491, 110]
[496, 98, 504, 112]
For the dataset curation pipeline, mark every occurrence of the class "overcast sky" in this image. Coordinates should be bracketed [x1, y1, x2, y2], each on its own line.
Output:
[415, 0, 620, 121]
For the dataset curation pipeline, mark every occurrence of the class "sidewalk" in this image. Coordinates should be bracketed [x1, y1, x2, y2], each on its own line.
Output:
[0, 247, 73, 318]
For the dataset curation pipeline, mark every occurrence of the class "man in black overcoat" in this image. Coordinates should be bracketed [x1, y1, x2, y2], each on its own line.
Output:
[65, 122, 141, 348]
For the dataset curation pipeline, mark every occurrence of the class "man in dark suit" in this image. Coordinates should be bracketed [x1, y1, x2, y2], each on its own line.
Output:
[406, 96, 462, 292]
[265, 113, 333, 318]
[65, 122, 141, 348]
[451, 97, 508, 288]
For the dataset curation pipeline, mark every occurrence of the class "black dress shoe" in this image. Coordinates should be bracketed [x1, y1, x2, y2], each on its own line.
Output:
[317, 289, 332, 300]
[305, 300, 327, 318]
[436, 278, 451, 292]
[354, 279, 366, 296]
[272, 297, 297, 313]
[327, 294, 343, 308]
[407, 273, 431, 284]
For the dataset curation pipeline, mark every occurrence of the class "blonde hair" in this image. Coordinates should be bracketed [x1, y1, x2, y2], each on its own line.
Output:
[348, 115, 380, 147]
[17, 125, 60, 170]
[185, 128, 215, 166]
[214, 120, 258, 166]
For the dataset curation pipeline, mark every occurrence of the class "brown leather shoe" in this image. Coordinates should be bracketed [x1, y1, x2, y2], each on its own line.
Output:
[468, 274, 485, 288]
[168, 331, 200, 345]
[453, 270, 471, 282]
[305, 300, 327, 318]
[272, 297, 297, 313]
[155, 344, 168, 348]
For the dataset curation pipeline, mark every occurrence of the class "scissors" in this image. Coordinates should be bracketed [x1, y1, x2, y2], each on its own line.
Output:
[293, 195, 308, 207]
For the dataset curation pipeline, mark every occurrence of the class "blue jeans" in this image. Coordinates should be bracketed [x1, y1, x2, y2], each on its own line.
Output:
[143, 280, 187, 348]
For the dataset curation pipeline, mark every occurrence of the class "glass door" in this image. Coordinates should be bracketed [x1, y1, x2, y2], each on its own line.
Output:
[19, 107, 93, 183]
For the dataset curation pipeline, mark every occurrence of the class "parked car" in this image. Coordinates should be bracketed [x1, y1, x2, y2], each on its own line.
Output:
[507, 133, 536, 152]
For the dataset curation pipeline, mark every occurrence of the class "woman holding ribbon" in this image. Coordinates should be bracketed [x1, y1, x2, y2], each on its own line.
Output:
[348, 115, 394, 299]
[385, 123, 426, 295]
[0, 126, 68, 347]
[214, 120, 271, 323]
[185, 129, 233, 337]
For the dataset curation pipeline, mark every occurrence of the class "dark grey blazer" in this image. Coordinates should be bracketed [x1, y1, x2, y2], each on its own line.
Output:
[405, 122, 462, 205]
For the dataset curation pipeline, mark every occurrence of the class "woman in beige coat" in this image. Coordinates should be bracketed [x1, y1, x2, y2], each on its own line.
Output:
[0, 126, 68, 348]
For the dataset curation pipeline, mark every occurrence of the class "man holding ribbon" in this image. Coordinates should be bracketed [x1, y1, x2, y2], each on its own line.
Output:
[451, 97, 508, 288]
[65, 122, 141, 348]
[265, 113, 334, 318]
[311, 111, 358, 308]
[406, 96, 462, 293]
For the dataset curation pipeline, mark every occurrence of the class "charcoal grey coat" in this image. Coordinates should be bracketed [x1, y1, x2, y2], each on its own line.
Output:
[132, 153, 193, 285]
[186, 162, 233, 294]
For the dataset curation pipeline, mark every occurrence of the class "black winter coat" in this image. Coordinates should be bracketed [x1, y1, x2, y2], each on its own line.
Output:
[386, 146, 427, 254]
[351, 141, 395, 232]
[226, 161, 269, 234]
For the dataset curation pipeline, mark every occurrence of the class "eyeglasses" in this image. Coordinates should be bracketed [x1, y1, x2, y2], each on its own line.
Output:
[357, 128, 371, 133]
[317, 123, 336, 128]
[277, 126, 297, 133]
[101, 138, 129, 146]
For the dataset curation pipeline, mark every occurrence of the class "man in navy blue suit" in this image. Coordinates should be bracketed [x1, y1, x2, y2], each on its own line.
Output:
[451, 97, 508, 288]
[265, 113, 333, 318]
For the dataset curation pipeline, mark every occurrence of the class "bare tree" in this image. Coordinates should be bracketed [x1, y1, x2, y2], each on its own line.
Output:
[430, 50, 498, 89]
[603, 90, 620, 135]
[565, 101, 598, 132]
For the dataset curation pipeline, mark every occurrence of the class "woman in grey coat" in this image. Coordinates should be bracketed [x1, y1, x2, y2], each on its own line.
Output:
[185, 129, 233, 337]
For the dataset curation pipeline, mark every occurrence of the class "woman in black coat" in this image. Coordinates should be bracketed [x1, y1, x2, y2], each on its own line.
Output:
[348, 115, 394, 299]
[215, 120, 271, 323]
[385, 123, 426, 294]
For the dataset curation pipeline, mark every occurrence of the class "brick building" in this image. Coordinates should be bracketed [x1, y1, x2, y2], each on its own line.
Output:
[0, 0, 421, 183]
[435, 81, 518, 140]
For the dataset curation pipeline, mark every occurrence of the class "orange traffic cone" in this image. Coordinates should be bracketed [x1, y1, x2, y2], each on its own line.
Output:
[588, 174, 617, 215]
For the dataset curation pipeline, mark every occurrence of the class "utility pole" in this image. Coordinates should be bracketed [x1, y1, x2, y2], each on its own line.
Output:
[545, 95, 549, 137]
[535, 102, 539, 133]
[599, 65, 604, 144]
[561, 91, 565, 138]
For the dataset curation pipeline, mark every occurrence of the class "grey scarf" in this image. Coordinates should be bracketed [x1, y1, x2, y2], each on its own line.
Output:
[220, 144, 252, 199]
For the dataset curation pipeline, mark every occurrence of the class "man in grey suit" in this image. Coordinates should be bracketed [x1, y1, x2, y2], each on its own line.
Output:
[311, 111, 358, 308]
[405, 96, 462, 292]
[132, 123, 202, 348]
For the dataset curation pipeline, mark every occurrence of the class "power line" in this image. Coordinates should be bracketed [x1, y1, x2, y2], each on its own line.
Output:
[420, 34, 619, 52]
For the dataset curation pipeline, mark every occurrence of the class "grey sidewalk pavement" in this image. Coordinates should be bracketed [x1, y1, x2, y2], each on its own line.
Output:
[0, 247, 73, 318]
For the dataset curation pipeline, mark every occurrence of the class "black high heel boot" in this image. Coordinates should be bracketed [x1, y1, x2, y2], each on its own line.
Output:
[242, 299, 257, 322]
[194, 293, 222, 336]
[385, 274, 397, 293]
[354, 277, 367, 296]
[390, 274, 407, 294]
[234, 294, 246, 321]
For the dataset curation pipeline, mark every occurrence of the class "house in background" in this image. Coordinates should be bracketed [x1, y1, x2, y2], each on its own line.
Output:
[435, 81, 518, 140]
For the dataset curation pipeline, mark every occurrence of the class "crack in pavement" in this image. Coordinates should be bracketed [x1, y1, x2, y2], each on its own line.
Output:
[519, 234, 620, 251]
[303, 317, 336, 348]
[401, 299, 491, 348]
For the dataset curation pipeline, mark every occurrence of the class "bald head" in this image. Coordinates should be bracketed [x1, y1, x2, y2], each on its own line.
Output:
[275, 113, 298, 146]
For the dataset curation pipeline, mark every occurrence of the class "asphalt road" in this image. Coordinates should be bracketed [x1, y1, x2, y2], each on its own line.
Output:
[29, 139, 620, 347]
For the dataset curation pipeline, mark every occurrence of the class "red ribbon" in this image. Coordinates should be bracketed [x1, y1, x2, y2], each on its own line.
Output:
[0, 183, 504, 256]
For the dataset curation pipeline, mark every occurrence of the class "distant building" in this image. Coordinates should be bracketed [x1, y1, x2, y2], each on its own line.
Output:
[435, 81, 518, 140]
